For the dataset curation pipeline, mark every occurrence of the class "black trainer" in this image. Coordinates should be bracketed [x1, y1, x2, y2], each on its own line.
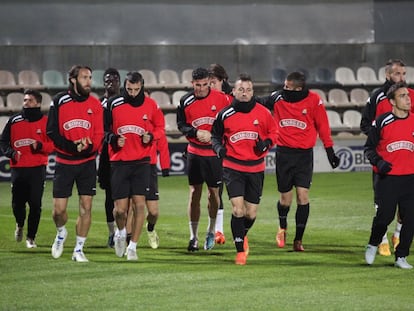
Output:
[187, 238, 199, 252]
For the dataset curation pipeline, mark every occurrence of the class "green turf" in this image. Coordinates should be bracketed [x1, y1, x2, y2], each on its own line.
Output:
[1, 172, 413, 310]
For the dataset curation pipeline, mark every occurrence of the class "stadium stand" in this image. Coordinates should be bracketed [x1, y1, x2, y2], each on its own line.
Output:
[164, 113, 180, 137]
[326, 110, 346, 132]
[406, 66, 414, 84]
[92, 69, 105, 88]
[17, 70, 43, 89]
[172, 90, 187, 107]
[150, 91, 175, 111]
[350, 88, 369, 107]
[377, 66, 386, 82]
[139, 69, 158, 87]
[0, 96, 8, 114]
[342, 109, 362, 130]
[158, 69, 181, 88]
[314, 67, 335, 85]
[181, 69, 193, 85]
[356, 66, 382, 86]
[0, 115, 9, 129]
[42, 70, 66, 89]
[40, 92, 52, 112]
[328, 88, 353, 108]
[0, 70, 18, 90]
[335, 66, 359, 86]
[0, 65, 379, 137]
[6, 92, 24, 112]
[310, 88, 328, 106]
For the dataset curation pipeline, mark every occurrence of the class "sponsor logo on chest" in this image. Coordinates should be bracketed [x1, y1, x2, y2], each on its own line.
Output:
[14, 138, 36, 148]
[386, 140, 414, 152]
[230, 131, 258, 143]
[63, 119, 91, 130]
[192, 117, 215, 128]
[280, 119, 307, 129]
[117, 125, 146, 136]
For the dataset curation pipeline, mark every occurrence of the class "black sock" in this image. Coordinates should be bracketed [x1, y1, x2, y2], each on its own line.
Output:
[277, 201, 290, 229]
[231, 215, 245, 252]
[294, 203, 309, 241]
[244, 217, 256, 236]
[147, 222, 155, 232]
[126, 233, 132, 244]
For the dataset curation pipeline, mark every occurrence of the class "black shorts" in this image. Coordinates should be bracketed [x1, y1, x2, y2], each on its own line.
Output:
[275, 147, 313, 193]
[53, 160, 97, 198]
[146, 164, 159, 201]
[110, 162, 150, 200]
[11, 166, 46, 206]
[223, 167, 264, 204]
[187, 153, 222, 188]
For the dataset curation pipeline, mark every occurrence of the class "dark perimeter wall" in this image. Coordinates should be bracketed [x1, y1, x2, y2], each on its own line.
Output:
[0, 0, 413, 82]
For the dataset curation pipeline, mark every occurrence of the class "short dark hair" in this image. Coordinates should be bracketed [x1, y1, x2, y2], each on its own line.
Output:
[385, 59, 406, 75]
[208, 64, 228, 81]
[68, 65, 92, 85]
[237, 73, 252, 83]
[192, 67, 209, 81]
[386, 81, 408, 100]
[125, 71, 144, 85]
[24, 89, 42, 103]
[103, 68, 120, 81]
[286, 71, 306, 89]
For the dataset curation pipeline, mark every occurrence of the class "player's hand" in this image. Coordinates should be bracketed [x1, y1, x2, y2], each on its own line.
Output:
[11, 150, 21, 163]
[325, 147, 340, 169]
[30, 141, 42, 153]
[196, 130, 211, 143]
[74, 137, 93, 153]
[162, 169, 170, 177]
[217, 146, 227, 159]
[377, 159, 392, 175]
[255, 138, 272, 154]
[142, 132, 153, 145]
[80, 137, 92, 150]
[117, 135, 126, 148]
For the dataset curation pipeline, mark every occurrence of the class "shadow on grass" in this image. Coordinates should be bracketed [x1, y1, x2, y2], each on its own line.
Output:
[7, 240, 400, 270]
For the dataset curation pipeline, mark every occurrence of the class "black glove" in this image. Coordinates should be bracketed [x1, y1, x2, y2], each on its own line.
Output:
[376, 159, 392, 175]
[108, 134, 120, 150]
[255, 138, 272, 154]
[217, 146, 227, 159]
[325, 147, 340, 169]
[11, 150, 19, 164]
[30, 141, 43, 153]
[162, 169, 170, 177]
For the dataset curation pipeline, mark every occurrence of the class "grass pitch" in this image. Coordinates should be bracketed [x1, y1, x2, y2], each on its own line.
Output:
[0, 172, 413, 310]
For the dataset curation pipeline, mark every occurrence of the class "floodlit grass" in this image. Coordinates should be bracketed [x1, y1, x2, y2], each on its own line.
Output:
[1, 172, 413, 310]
